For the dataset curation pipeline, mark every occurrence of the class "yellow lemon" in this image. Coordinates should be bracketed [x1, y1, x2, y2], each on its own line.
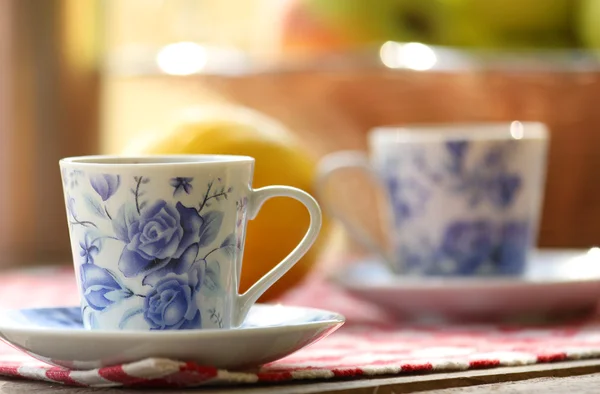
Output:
[130, 105, 329, 301]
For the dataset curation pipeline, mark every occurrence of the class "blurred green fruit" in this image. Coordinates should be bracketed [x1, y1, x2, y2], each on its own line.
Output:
[465, 0, 573, 32]
[293, 0, 401, 44]
[289, 0, 448, 44]
[294, 0, 485, 46]
[578, 0, 600, 48]
[437, 0, 576, 49]
[280, 0, 577, 53]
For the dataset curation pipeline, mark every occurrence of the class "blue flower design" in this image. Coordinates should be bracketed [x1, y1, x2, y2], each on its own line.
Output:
[486, 174, 521, 209]
[386, 177, 429, 226]
[442, 141, 523, 210]
[444, 140, 469, 175]
[446, 140, 469, 159]
[69, 173, 234, 330]
[79, 233, 100, 264]
[493, 221, 530, 275]
[80, 264, 130, 311]
[113, 200, 203, 277]
[144, 276, 201, 330]
[484, 145, 506, 169]
[170, 177, 193, 196]
[437, 220, 495, 275]
[90, 174, 121, 201]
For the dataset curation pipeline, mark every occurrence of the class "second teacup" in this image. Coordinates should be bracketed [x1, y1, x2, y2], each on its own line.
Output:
[317, 122, 549, 277]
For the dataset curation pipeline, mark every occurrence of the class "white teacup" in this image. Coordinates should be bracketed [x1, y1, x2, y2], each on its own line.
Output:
[317, 122, 549, 277]
[60, 155, 322, 330]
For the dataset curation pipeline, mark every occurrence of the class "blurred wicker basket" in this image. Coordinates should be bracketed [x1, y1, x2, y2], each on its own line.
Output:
[196, 45, 600, 249]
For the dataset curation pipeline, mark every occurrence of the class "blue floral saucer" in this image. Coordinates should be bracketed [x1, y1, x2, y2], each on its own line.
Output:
[0, 304, 344, 370]
[332, 248, 600, 323]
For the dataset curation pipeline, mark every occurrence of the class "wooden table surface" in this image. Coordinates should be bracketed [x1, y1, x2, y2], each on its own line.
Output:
[0, 359, 598, 393]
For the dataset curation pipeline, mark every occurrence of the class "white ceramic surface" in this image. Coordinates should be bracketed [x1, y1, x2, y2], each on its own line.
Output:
[317, 122, 548, 277]
[0, 304, 344, 370]
[331, 248, 600, 322]
[59, 155, 322, 330]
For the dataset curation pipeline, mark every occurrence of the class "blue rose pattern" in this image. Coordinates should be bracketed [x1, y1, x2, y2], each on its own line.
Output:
[384, 140, 532, 276]
[438, 220, 495, 275]
[68, 175, 236, 330]
[452, 141, 521, 209]
[144, 277, 201, 330]
[401, 220, 531, 276]
[113, 200, 203, 277]
[494, 221, 530, 275]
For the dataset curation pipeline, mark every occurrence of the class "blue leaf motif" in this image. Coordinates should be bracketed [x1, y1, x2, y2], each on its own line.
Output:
[89, 174, 121, 201]
[221, 234, 236, 247]
[220, 233, 238, 257]
[112, 202, 139, 243]
[141, 244, 202, 288]
[198, 210, 224, 247]
[83, 193, 106, 218]
[201, 258, 224, 297]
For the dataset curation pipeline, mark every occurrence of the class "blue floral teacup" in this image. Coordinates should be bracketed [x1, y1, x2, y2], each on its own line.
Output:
[60, 155, 322, 330]
[317, 122, 549, 277]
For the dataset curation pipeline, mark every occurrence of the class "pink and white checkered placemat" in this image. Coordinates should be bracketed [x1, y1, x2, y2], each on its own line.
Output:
[1, 267, 600, 388]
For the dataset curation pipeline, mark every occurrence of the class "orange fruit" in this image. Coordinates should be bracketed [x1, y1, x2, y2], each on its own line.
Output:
[128, 105, 329, 301]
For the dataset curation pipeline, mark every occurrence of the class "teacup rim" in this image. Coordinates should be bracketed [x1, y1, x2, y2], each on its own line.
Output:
[369, 121, 548, 143]
[60, 154, 255, 167]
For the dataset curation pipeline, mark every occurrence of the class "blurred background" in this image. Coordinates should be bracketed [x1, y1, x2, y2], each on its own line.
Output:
[3, 0, 600, 300]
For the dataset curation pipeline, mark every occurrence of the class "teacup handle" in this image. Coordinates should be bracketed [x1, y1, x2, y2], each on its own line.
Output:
[235, 186, 322, 327]
[315, 151, 396, 270]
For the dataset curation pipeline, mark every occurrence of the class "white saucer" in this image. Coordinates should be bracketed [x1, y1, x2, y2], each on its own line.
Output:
[0, 304, 344, 370]
[331, 248, 600, 323]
